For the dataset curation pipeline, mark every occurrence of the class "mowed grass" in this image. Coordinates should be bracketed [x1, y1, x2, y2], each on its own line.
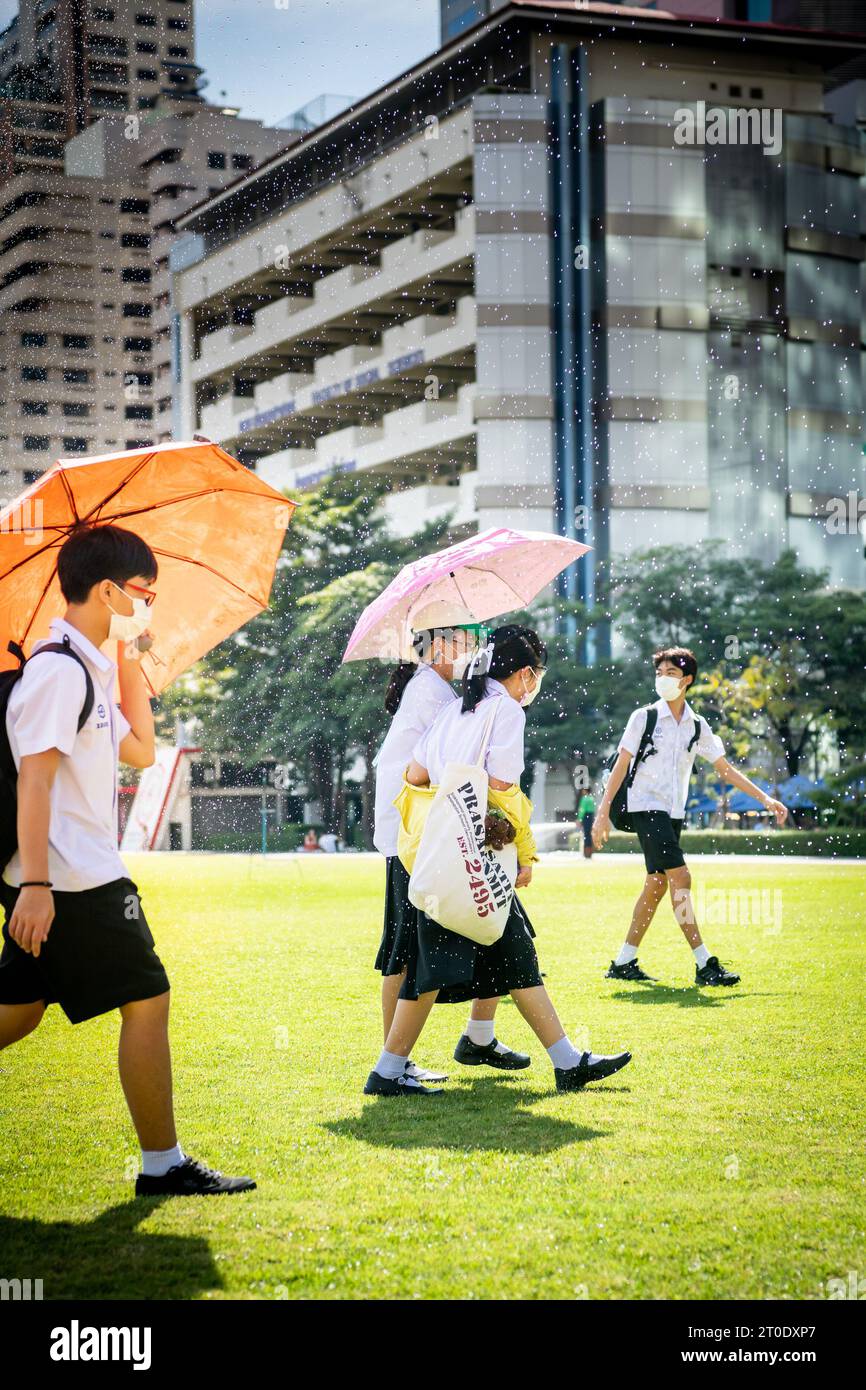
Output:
[0, 852, 864, 1301]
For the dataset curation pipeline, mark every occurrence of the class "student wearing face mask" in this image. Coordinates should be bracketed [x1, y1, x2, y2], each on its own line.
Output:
[373, 611, 529, 1086]
[0, 524, 255, 1196]
[364, 624, 632, 1097]
[593, 646, 788, 987]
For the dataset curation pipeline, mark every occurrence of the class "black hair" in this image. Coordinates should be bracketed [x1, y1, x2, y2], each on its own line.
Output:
[653, 645, 698, 682]
[57, 524, 158, 605]
[384, 630, 435, 715]
[461, 624, 547, 713]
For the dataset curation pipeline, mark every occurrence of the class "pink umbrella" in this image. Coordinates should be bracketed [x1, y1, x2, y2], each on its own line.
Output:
[342, 527, 591, 663]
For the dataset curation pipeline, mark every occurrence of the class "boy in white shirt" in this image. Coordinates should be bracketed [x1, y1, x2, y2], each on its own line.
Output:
[593, 646, 788, 986]
[0, 524, 255, 1196]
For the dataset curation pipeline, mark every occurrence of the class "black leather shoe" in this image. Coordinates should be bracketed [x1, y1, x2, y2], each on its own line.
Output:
[555, 1051, 632, 1092]
[364, 1070, 443, 1096]
[135, 1156, 256, 1197]
[605, 958, 656, 982]
[696, 956, 740, 986]
[454, 1035, 531, 1070]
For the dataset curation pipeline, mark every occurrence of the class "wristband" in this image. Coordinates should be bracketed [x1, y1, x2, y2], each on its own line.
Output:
[20, 881, 53, 888]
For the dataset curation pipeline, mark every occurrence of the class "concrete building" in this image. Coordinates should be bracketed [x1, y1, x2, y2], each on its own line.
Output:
[0, 0, 203, 141]
[0, 0, 294, 488]
[64, 109, 294, 442]
[171, 0, 866, 652]
[0, 166, 152, 500]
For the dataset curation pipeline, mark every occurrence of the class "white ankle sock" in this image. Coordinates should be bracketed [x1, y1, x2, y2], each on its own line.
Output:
[693, 944, 711, 968]
[465, 1018, 495, 1047]
[376, 1048, 409, 1080]
[614, 943, 638, 967]
[141, 1143, 184, 1178]
[546, 1036, 585, 1070]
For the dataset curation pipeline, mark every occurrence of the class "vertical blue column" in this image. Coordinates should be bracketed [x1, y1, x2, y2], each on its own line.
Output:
[550, 43, 596, 663]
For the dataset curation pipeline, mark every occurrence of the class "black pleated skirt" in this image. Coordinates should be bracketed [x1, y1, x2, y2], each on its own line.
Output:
[374, 855, 417, 976]
[399, 889, 542, 1005]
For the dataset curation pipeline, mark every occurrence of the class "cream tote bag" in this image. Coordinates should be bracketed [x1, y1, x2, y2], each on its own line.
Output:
[407, 700, 518, 946]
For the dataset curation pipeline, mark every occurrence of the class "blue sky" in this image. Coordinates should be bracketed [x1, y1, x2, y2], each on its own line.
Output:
[0, 0, 442, 126]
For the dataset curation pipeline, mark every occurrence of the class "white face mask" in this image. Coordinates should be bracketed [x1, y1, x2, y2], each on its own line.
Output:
[106, 584, 151, 643]
[521, 669, 545, 707]
[655, 673, 685, 702]
[451, 649, 477, 680]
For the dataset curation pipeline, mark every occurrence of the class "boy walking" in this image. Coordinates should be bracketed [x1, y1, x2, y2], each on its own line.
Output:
[0, 524, 255, 1196]
[593, 646, 788, 986]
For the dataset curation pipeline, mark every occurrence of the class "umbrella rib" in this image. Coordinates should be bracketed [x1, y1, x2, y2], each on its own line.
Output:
[146, 545, 271, 606]
[98, 486, 292, 525]
[85, 453, 158, 521]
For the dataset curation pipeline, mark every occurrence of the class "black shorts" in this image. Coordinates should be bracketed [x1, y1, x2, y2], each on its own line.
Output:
[0, 877, 170, 1025]
[631, 811, 686, 874]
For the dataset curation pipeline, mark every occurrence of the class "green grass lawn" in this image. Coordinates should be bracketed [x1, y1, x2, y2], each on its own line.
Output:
[1, 852, 864, 1301]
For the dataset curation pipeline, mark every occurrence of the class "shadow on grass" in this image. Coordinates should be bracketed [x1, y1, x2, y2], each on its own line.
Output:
[608, 984, 766, 1009]
[0, 1199, 222, 1300]
[326, 1076, 612, 1154]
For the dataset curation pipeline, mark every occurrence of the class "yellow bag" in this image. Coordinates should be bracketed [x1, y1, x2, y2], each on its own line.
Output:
[394, 778, 538, 875]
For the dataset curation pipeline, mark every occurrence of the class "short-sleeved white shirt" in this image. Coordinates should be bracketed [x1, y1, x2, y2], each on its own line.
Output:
[373, 663, 457, 856]
[413, 678, 526, 786]
[4, 618, 131, 892]
[619, 698, 725, 819]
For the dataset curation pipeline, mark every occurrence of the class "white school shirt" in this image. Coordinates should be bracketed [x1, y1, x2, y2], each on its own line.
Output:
[4, 618, 131, 892]
[373, 663, 457, 857]
[619, 698, 725, 819]
[413, 678, 526, 787]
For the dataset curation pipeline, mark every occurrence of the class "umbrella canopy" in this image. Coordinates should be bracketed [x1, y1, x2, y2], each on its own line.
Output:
[342, 526, 591, 663]
[0, 441, 296, 696]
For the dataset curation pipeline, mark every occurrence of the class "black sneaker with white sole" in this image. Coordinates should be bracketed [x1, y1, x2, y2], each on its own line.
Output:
[364, 1070, 443, 1097]
[555, 1051, 632, 1092]
[453, 1035, 531, 1071]
[695, 956, 740, 987]
[605, 958, 656, 982]
[135, 1156, 256, 1197]
[405, 1059, 449, 1083]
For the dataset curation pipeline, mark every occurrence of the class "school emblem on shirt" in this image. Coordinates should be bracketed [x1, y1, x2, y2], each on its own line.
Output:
[96, 702, 109, 730]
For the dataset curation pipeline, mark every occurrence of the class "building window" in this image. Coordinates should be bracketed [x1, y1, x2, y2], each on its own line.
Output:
[63, 402, 90, 418]
[62, 437, 89, 453]
[22, 401, 48, 416]
[124, 337, 152, 352]
[207, 151, 226, 169]
[64, 369, 90, 384]
[123, 302, 152, 318]
[135, 13, 157, 27]
[167, 17, 188, 30]
[21, 366, 47, 381]
[21, 332, 47, 347]
[126, 405, 153, 420]
[121, 233, 150, 248]
[63, 334, 91, 350]
[167, 45, 188, 57]
[23, 436, 49, 452]
[125, 438, 151, 449]
[92, 6, 115, 20]
[119, 197, 149, 214]
[136, 40, 157, 54]
[122, 267, 151, 283]
[232, 153, 252, 171]
[137, 68, 158, 81]
[23, 469, 42, 483]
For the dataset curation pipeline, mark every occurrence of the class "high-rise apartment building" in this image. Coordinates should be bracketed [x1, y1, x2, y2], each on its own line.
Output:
[0, 1, 294, 489]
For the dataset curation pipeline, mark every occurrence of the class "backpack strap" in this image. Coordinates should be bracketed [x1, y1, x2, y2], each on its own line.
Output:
[687, 717, 701, 754]
[626, 706, 658, 788]
[27, 637, 95, 733]
[474, 698, 501, 770]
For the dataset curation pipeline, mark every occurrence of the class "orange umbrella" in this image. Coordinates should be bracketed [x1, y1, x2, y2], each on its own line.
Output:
[0, 440, 296, 696]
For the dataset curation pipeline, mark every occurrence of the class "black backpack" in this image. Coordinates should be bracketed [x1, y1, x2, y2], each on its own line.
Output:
[0, 637, 95, 872]
[602, 707, 702, 833]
